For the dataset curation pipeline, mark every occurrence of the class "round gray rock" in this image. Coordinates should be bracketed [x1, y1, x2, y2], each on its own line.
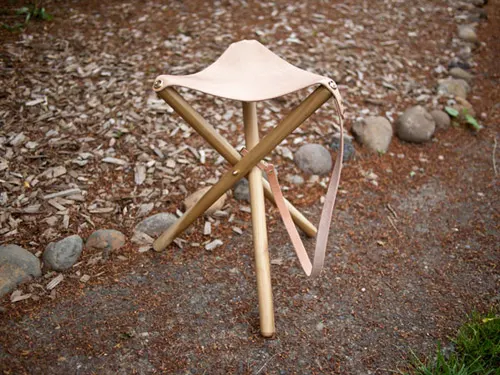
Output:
[351, 116, 393, 153]
[286, 174, 305, 185]
[449, 67, 474, 82]
[431, 110, 451, 130]
[396, 106, 436, 143]
[294, 144, 332, 175]
[233, 178, 250, 202]
[458, 25, 478, 43]
[467, 7, 488, 22]
[330, 136, 355, 162]
[448, 58, 471, 71]
[43, 235, 83, 271]
[466, 0, 486, 6]
[86, 229, 126, 255]
[437, 78, 471, 99]
[233, 173, 268, 202]
[135, 213, 177, 237]
[0, 244, 42, 297]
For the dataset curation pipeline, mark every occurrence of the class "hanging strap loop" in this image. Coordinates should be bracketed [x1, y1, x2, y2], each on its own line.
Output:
[244, 86, 344, 278]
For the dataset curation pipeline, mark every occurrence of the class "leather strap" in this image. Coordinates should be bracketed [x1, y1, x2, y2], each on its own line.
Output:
[250, 87, 344, 278]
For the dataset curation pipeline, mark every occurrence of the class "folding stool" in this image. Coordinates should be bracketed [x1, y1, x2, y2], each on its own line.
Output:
[152, 40, 344, 337]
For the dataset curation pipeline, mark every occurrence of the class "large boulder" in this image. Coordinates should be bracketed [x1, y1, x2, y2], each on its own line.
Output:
[351, 116, 393, 153]
[396, 106, 436, 143]
[437, 78, 471, 99]
[86, 229, 126, 256]
[43, 235, 83, 271]
[135, 213, 177, 237]
[457, 25, 478, 43]
[0, 244, 42, 297]
[330, 136, 355, 162]
[430, 110, 451, 130]
[233, 178, 250, 202]
[449, 67, 474, 82]
[464, 0, 487, 6]
[448, 58, 471, 71]
[294, 144, 332, 175]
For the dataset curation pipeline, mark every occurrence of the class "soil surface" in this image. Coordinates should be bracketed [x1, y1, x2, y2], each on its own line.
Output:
[0, 0, 499, 374]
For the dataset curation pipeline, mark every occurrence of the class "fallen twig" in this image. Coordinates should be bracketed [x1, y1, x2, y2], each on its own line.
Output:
[493, 136, 498, 177]
[387, 215, 400, 235]
[386, 203, 398, 219]
[255, 353, 278, 375]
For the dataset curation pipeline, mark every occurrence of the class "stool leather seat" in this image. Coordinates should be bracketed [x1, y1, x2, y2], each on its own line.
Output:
[154, 40, 332, 101]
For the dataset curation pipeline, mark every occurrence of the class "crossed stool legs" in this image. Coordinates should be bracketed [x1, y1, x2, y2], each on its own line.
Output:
[153, 86, 333, 337]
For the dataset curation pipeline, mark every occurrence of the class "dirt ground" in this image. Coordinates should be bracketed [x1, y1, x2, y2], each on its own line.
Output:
[0, 0, 499, 374]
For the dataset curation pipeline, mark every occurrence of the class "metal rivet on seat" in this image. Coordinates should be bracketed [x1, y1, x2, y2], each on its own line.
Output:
[153, 79, 163, 90]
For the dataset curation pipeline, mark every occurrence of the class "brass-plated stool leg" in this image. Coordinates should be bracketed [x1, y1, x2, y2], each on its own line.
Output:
[156, 87, 317, 238]
[153, 86, 332, 252]
[243, 101, 275, 337]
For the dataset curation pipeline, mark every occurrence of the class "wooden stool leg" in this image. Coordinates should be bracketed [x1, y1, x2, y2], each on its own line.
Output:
[243, 101, 275, 337]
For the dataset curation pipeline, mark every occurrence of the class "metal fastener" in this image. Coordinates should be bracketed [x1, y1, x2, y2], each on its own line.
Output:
[232, 170, 239, 176]
[153, 79, 163, 90]
[328, 81, 337, 90]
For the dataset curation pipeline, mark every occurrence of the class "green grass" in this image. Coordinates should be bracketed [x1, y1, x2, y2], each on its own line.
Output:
[409, 312, 500, 375]
[1, 1, 52, 32]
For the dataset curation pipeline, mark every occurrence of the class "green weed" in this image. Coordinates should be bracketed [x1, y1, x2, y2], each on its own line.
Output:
[2, 1, 52, 32]
[445, 106, 483, 131]
[16, 3, 53, 23]
[408, 312, 500, 375]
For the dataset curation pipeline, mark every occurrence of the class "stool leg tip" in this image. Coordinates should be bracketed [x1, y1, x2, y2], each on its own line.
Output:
[261, 330, 275, 338]
[152, 240, 167, 252]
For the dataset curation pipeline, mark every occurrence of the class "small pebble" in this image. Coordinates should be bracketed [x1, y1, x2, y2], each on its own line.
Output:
[80, 274, 90, 283]
[205, 239, 223, 251]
